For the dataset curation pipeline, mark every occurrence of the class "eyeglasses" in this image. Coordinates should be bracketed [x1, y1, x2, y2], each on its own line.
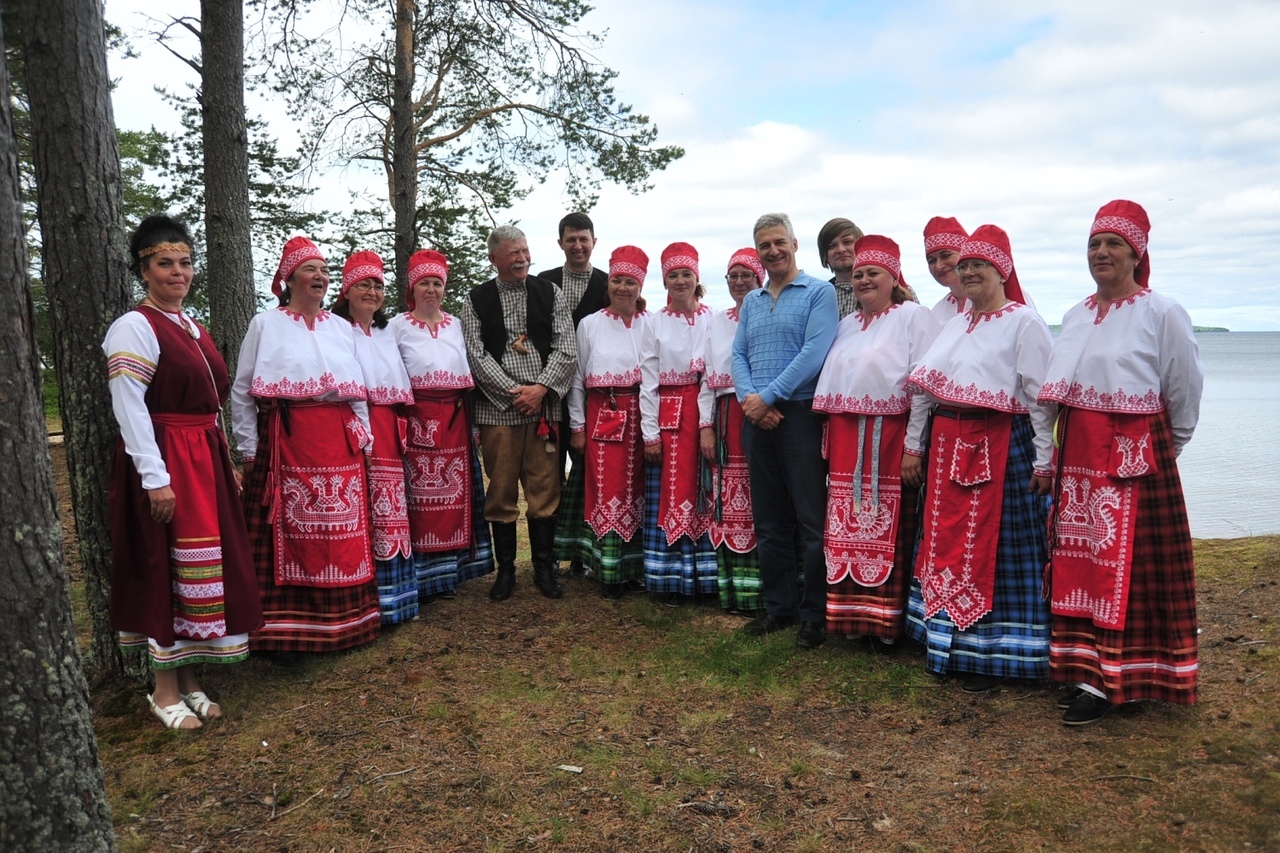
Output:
[351, 281, 386, 292]
[955, 260, 992, 273]
[725, 273, 758, 283]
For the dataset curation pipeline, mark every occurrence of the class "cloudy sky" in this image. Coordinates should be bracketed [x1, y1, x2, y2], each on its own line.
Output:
[107, 0, 1280, 329]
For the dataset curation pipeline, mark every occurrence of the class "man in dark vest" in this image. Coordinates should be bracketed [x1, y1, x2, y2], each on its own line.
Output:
[536, 212, 608, 575]
[461, 225, 577, 601]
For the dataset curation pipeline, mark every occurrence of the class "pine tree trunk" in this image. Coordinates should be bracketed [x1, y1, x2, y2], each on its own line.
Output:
[391, 0, 418, 308]
[0, 15, 118, 852]
[200, 0, 255, 381]
[13, 0, 144, 684]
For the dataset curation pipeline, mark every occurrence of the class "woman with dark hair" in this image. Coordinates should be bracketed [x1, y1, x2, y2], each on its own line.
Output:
[814, 235, 937, 649]
[640, 242, 717, 602]
[1039, 200, 1204, 725]
[704, 248, 766, 614]
[559, 246, 651, 598]
[232, 236, 379, 662]
[391, 249, 494, 602]
[922, 216, 970, 326]
[333, 251, 417, 624]
[104, 214, 262, 729]
[904, 224, 1055, 694]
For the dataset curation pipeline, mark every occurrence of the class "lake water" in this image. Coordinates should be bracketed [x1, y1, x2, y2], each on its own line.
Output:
[1176, 332, 1280, 539]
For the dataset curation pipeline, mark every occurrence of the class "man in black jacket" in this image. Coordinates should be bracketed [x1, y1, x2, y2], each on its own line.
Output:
[537, 212, 608, 576]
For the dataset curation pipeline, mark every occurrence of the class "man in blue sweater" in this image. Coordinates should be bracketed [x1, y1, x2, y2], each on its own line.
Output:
[731, 212, 839, 648]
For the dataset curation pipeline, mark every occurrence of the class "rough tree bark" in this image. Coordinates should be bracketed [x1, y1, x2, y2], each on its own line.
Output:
[200, 0, 255, 377]
[391, 0, 417, 303]
[12, 0, 142, 683]
[0, 15, 118, 853]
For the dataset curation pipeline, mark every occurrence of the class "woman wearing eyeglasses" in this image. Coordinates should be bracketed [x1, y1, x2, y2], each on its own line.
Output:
[333, 252, 418, 624]
[702, 249, 768, 614]
[903, 225, 1055, 694]
[391, 249, 494, 604]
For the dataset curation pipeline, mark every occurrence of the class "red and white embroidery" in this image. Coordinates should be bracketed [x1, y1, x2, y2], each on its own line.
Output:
[705, 370, 734, 389]
[1091, 217, 1148, 256]
[407, 417, 440, 448]
[811, 392, 910, 415]
[964, 302, 1018, 334]
[407, 369, 474, 390]
[252, 372, 365, 400]
[1114, 433, 1151, 478]
[367, 385, 414, 405]
[659, 362, 705, 385]
[404, 312, 454, 337]
[1037, 380, 1163, 413]
[906, 368, 1028, 413]
[280, 471, 366, 534]
[585, 367, 642, 387]
[1055, 475, 1124, 556]
[660, 303, 710, 325]
[367, 459, 412, 560]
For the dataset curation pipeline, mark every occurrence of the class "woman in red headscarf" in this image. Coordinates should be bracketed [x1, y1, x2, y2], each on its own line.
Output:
[1039, 200, 1204, 725]
[333, 251, 416, 624]
[640, 242, 717, 602]
[922, 216, 970, 327]
[813, 236, 939, 649]
[232, 236, 379, 661]
[704, 248, 767, 614]
[390, 249, 494, 602]
[558, 246, 650, 598]
[904, 225, 1056, 693]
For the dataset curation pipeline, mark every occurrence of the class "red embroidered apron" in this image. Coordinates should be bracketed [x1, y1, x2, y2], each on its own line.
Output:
[710, 394, 756, 553]
[824, 411, 907, 587]
[367, 403, 412, 561]
[915, 408, 1012, 630]
[403, 389, 471, 552]
[656, 383, 710, 545]
[1047, 407, 1149, 631]
[266, 401, 374, 588]
[584, 386, 644, 541]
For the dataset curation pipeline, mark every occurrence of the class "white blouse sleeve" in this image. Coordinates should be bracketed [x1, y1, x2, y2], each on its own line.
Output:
[103, 313, 170, 490]
[568, 322, 589, 432]
[1014, 313, 1057, 474]
[904, 308, 940, 456]
[231, 314, 263, 460]
[639, 317, 661, 445]
[1158, 302, 1204, 455]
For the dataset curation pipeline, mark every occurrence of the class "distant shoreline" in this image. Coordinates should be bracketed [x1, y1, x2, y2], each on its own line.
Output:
[1047, 324, 1230, 333]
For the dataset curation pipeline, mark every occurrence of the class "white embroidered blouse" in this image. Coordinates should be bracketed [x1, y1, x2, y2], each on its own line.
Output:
[390, 312, 474, 392]
[1038, 288, 1203, 453]
[350, 321, 414, 406]
[904, 302, 1057, 474]
[813, 301, 938, 420]
[640, 303, 715, 444]
[231, 307, 371, 460]
[567, 308, 648, 432]
[704, 307, 741, 397]
[930, 291, 968, 327]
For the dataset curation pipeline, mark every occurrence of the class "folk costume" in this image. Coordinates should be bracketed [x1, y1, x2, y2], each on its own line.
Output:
[558, 245, 651, 588]
[813, 236, 937, 639]
[640, 243, 717, 598]
[392, 249, 494, 600]
[904, 225, 1056, 680]
[341, 252, 418, 624]
[923, 216, 970, 327]
[1040, 200, 1204, 707]
[106, 306, 262, 668]
[704, 248, 766, 613]
[232, 237, 380, 653]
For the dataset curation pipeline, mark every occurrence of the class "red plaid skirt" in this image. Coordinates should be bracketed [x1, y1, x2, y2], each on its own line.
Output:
[1048, 407, 1197, 704]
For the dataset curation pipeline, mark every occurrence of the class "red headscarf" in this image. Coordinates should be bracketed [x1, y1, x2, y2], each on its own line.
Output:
[1090, 199, 1151, 287]
[340, 250, 385, 298]
[273, 235, 326, 297]
[406, 249, 449, 311]
[959, 224, 1027, 306]
[923, 216, 968, 255]
[608, 245, 649, 283]
[726, 247, 765, 282]
[660, 242, 699, 279]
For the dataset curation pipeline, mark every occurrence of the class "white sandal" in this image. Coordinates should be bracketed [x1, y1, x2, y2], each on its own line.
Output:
[181, 690, 221, 720]
[149, 693, 201, 730]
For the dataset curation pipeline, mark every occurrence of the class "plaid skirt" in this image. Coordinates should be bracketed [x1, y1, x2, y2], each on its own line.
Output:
[905, 415, 1051, 677]
[416, 446, 494, 593]
[376, 554, 419, 624]
[1048, 408, 1197, 704]
[553, 454, 588, 564]
[827, 481, 920, 639]
[716, 546, 763, 614]
[243, 411, 380, 653]
[642, 463, 717, 597]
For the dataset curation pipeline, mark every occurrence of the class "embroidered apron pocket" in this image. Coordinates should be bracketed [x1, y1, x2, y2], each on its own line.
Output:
[657, 394, 683, 431]
[949, 436, 992, 486]
[1108, 418, 1157, 479]
[592, 406, 628, 442]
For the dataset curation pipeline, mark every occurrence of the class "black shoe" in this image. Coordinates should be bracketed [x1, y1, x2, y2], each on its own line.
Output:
[489, 521, 518, 602]
[528, 519, 563, 599]
[961, 674, 1005, 694]
[796, 621, 826, 649]
[602, 583, 625, 600]
[1056, 687, 1086, 710]
[568, 559, 588, 577]
[1062, 692, 1114, 726]
[742, 613, 796, 636]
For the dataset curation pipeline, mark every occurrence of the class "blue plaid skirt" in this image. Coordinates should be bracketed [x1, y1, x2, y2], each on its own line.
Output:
[642, 463, 717, 597]
[905, 414, 1051, 678]
[376, 553, 418, 624]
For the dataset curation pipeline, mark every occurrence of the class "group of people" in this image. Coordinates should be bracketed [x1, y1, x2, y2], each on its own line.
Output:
[106, 199, 1203, 731]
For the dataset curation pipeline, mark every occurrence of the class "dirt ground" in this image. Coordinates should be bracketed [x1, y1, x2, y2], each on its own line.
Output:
[52, 445, 1280, 852]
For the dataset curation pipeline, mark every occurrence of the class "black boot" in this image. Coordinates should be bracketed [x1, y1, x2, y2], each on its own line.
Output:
[488, 521, 518, 602]
[528, 518, 564, 599]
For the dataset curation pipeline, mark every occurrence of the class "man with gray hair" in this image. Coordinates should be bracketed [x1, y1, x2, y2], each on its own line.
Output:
[462, 225, 577, 601]
[731, 213, 839, 648]
[817, 217, 865, 319]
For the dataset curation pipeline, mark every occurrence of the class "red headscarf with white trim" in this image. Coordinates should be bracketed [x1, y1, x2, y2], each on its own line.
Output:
[923, 216, 968, 255]
[1090, 199, 1151, 288]
[726, 247, 765, 282]
[660, 242, 699, 279]
[340, 250, 385, 298]
[608, 245, 649, 283]
[273, 235, 326, 297]
[958, 224, 1027, 306]
[406, 249, 449, 311]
